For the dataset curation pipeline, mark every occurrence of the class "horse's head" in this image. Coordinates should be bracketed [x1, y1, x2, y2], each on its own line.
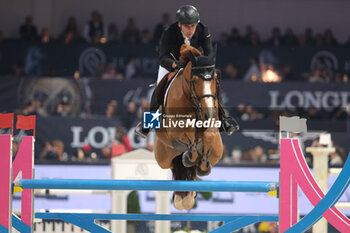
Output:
[182, 45, 218, 121]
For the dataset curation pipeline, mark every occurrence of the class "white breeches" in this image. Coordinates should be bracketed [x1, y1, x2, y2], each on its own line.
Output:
[156, 66, 170, 84]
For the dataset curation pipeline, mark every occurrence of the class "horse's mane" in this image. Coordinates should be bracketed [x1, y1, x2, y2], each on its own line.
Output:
[179, 44, 201, 63]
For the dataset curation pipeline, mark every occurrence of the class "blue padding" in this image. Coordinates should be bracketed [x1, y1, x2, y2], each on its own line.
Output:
[285, 153, 350, 233]
[36, 213, 278, 233]
[36, 212, 278, 222]
[0, 224, 9, 233]
[211, 215, 278, 233]
[12, 214, 31, 233]
[19, 179, 278, 193]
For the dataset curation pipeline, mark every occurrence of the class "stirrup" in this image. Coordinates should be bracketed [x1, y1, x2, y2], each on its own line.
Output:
[222, 117, 240, 136]
[134, 122, 149, 139]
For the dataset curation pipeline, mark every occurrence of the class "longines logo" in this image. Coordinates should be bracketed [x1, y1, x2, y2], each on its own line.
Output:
[79, 47, 107, 76]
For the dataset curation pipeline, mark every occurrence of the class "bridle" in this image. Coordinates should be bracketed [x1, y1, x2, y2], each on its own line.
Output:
[182, 63, 219, 118]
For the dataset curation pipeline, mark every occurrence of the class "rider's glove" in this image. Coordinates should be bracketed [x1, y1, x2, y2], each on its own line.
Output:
[175, 61, 185, 70]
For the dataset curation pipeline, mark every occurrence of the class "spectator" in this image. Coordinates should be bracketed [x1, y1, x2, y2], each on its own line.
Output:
[54, 96, 73, 117]
[236, 104, 246, 119]
[19, 16, 38, 41]
[329, 106, 346, 120]
[101, 63, 124, 80]
[324, 29, 338, 46]
[243, 57, 261, 82]
[121, 101, 138, 129]
[107, 23, 119, 42]
[22, 101, 36, 116]
[218, 32, 229, 47]
[251, 146, 268, 163]
[307, 107, 322, 120]
[101, 145, 112, 159]
[223, 63, 240, 80]
[314, 33, 324, 47]
[330, 148, 344, 166]
[333, 70, 344, 83]
[304, 27, 315, 45]
[241, 104, 263, 120]
[40, 28, 52, 44]
[228, 27, 242, 46]
[124, 57, 137, 80]
[61, 17, 80, 40]
[62, 30, 76, 44]
[137, 98, 150, 120]
[141, 29, 152, 44]
[280, 63, 296, 81]
[39, 140, 67, 161]
[308, 68, 323, 83]
[121, 17, 141, 44]
[39, 141, 53, 160]
[105, 100, 120, 119]
[283, 27, 298, 46]
[266, 27, 283, 47]
[83, 10, 105, 43]
[113, 127, 133, 152]
[153, 13, 171, 43]
[243, 24, 254, 43]
[246, 30, 261, 46]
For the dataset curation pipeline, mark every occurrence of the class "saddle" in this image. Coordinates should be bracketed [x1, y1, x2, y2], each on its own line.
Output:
[155, 71, 178, 107]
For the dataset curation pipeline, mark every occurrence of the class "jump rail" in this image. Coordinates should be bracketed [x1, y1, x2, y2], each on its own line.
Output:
[15, 179, 278, 193]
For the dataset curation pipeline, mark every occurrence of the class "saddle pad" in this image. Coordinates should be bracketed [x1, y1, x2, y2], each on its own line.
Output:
[164, 68, 183, 107]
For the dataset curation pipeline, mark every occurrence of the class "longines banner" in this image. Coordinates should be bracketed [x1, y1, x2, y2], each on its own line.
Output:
[0, 78, 349, 156]
[1, 42, 350, 78]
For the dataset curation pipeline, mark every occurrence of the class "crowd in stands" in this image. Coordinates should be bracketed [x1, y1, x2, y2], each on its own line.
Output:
[1, 11, 350, 84]
[2, 11, 350, 47]
[3, 11, 349, 166]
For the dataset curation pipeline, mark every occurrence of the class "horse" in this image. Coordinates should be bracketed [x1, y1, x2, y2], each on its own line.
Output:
[154, 44, 223, 210]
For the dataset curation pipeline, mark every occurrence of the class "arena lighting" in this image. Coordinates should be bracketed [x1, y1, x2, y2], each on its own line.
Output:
[262, 69, 281, 82]
[99, 37, 107, 43]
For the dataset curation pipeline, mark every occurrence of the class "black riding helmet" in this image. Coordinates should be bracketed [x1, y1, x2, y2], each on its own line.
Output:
[176, 5, 200, 25]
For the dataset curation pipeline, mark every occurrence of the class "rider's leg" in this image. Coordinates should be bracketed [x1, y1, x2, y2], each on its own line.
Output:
[217, 83, 239, 136]
[135, 66, 169, 138]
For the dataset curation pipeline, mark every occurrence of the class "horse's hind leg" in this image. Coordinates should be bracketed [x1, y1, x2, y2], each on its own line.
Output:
[171, 154, 197, 210]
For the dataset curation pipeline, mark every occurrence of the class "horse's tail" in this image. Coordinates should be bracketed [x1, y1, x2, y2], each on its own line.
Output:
[171, 153, 197, 181]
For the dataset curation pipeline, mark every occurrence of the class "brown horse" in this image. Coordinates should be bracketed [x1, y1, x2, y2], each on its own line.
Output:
[154, 44, 223, 210]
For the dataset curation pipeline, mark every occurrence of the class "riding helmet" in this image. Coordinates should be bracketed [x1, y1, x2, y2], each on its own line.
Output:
[176, 5, 200, 25]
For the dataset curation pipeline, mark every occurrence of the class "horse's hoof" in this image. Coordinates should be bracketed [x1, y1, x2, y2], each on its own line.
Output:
[182, 192, 196, 210]
[197, 162, 212, 176]
[174, 194, 184, 210]
[182, 151, 196, 167]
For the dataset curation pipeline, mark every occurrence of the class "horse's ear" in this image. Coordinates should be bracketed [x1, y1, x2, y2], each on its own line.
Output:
[188, 51, 197, 64]
[209, 44, 217, 64]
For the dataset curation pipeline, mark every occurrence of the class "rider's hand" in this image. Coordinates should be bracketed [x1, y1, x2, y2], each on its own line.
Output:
[175, 61, 185, 70]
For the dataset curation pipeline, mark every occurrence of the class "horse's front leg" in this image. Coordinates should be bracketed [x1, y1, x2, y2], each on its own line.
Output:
[197, 132, 222, 176]
[182, 138, 202, 167]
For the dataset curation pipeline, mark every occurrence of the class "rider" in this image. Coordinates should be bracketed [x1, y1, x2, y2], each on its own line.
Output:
[135, 5, 237, 138]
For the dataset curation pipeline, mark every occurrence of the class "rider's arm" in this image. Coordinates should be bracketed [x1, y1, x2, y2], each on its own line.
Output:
[200, 24, 213, 56]
[159, 30, 176, 71]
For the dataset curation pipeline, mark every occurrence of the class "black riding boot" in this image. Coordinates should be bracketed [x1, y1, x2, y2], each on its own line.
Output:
[218, 102, 239, 136]
[135, 90, 159, 138]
